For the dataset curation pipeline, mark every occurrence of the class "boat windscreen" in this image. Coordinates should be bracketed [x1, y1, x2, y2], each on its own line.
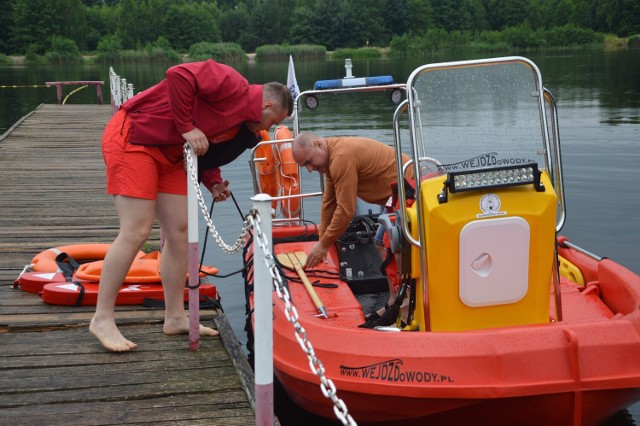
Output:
[409, 59, 549, 176]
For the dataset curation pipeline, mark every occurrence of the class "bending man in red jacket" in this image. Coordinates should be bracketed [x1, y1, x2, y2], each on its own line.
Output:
[91, 60, 293, 352]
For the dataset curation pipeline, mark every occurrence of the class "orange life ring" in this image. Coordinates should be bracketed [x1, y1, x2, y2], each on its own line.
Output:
[30, 243, 122, 273]
[75, 250, 219, 283]
[255, 130, 278, 208]
[29, 244, 217, 284]
[273, 125, 301, 218]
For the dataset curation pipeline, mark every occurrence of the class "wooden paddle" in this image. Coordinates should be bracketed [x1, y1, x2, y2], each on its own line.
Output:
[276, 251, 329, 318]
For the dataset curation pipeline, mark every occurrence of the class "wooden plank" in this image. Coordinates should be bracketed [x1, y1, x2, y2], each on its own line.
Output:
[0, 105, 257, 424]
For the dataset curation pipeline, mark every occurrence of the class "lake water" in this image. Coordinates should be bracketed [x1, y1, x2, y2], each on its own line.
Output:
[1, 50, 639, 424]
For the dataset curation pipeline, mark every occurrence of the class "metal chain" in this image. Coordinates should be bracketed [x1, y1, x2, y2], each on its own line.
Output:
[184, 144, 251, 253]
[248, 211, 357, 426]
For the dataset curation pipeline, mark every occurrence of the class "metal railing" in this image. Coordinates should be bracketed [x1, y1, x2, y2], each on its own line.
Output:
[108, 66, 134, 114]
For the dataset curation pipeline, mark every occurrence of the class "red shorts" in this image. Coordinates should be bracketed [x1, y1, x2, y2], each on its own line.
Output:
[102, 110, 187, 199]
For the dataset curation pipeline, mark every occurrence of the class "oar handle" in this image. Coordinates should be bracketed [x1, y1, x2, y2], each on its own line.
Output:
[282, 252, 329, 318]
[295, 265, 327, 316]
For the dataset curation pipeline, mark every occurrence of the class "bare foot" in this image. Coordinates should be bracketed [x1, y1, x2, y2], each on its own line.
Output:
[90, 316, 138, 352]
[163, 316, 219, 337]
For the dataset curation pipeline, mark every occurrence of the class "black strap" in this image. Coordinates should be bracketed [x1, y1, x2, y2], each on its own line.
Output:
[55, 252, 80, 282]
[199, 191, 249, 279]
[73, 281, 85, 306]
[379, 247, 393, 276]
[407, 277, 416, 326]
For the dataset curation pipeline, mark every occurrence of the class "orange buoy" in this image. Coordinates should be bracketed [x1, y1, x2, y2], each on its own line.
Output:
[75, 250, 219, 283]
[255, 130, 278, 208]
[273, 125, 301, 218]
[30, 243, 116, 273]
[75, 250, 163, 283]
[19, 243, 143, 293]
[21, 244, 218, 293]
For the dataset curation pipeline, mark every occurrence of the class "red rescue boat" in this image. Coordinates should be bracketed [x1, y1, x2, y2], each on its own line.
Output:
[244, 57, 640, 425]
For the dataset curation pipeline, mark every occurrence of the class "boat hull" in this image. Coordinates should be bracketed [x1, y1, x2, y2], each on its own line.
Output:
[249, 237, 640, 425]
[277, 370, 640, 425]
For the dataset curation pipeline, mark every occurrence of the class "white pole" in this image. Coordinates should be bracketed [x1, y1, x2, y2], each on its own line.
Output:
[187, 146, 200, 351]
[252, 194, 274, 426]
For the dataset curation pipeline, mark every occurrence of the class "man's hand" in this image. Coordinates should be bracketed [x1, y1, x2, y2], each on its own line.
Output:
[211, 180, 231, 201]
[304, 242, 329, 268]
[182, 127, 209, 156]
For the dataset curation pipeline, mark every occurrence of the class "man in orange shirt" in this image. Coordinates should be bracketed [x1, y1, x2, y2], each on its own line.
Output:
[291, 132, 413, 323]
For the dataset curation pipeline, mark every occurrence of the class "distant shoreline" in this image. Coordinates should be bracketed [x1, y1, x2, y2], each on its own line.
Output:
[5, 40, 634, 65]
[7, 53, 258, 65]
[5, 51, 360, 65]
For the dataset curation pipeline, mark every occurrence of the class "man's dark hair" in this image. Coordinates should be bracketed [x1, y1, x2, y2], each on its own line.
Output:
[264, 82, 294, 116]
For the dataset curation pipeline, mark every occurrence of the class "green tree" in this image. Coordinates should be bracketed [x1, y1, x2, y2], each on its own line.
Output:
[384, 0, 411, 36]
[335, 0, 389, 47]
[540, 0, 574, 29]
[115, 0, 170, 49]
[432, 0, 461, 31]
[234, 0, 298, 50]
[163, 2, 221, 51]
[525, 0, 544, 29]
[46, 35, 83, 63]
[85, 4, 118, 51]
[55, 0, 90, 51]
[94, 34, 123, 62]
[246, 0, 284, 48]
[484, 0, 529, 30]
[408, 0, 434, 35]
[288, 0, 350, 50]
[568, 0, 594, 29]
[219, 3, 252, 48]
[594, 0, 640, 36]
[466, 0, 489, 31]
[11, 0, 61, 53]
[268, 0, 297, 45]
[81, 0, 118, 5]
[0, 0, 13, 53]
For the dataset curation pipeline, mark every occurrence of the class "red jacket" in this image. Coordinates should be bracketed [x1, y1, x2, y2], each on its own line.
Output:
[121, 60, 263, 189]
[122, 60, 263, 146]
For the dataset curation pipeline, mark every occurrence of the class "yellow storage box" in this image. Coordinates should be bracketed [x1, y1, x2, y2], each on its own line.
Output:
[409, 171, 557, 332]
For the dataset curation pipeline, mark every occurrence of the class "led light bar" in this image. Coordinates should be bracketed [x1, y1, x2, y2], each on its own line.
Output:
[438, 163, 544, 203]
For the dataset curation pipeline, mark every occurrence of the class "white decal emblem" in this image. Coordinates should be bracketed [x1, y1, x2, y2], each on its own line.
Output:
[478, 193, 506, 218]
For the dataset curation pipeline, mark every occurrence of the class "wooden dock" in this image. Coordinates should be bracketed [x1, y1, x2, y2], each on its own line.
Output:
[0, 105, 257, 425]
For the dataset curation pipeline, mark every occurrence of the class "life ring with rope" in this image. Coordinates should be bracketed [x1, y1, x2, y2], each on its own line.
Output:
[74, 250, 218, 283]
[30, 243, 117, 273]
[273, 125, 301, 218]
[20, 244, 218, 291]
[255, 130, 279, 208]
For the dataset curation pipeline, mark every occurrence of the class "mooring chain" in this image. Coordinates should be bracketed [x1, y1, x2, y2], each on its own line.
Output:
[184, 144, 251, 253]
[248, 211, 357, 426]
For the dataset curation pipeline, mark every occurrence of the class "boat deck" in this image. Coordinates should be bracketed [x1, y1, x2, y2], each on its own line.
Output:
[0, 105, 257, 425]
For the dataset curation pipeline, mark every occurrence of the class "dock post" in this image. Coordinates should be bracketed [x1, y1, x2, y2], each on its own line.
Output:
[252, 194, 274, 425]
[55, 84, 63, 104]
[187, 145, 200, 351]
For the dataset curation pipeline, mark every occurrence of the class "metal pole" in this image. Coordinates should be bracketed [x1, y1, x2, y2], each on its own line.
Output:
[252, 194, 274, 426]
[187, 146, 200, 351]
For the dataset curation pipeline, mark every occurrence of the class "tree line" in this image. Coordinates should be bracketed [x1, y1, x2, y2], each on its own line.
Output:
[0, 0, 638, 57]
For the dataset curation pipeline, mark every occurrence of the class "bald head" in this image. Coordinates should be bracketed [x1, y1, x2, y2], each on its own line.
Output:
[292, 132, 329, 174]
